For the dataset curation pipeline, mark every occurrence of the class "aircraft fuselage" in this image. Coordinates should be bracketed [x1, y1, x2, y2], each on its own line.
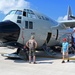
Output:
[0, 8, 73, 48]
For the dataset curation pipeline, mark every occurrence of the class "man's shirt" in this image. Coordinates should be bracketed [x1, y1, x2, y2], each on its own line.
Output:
[62, 42, 69, 52]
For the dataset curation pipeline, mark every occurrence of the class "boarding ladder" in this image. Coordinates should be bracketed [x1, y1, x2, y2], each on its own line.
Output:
[42, 44, 56, 56]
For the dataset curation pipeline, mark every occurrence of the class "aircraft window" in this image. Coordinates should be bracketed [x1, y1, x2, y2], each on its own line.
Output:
[27, 9, 29, 12]
[26, 9, 36, 18]
[31, 13, 36, 18]
[23, 11, 26, 16]
[27, 9, 34, 14]
[45, 17, 49, 21]
[25, 21, 28, 29]
[17, 16, 22, 19]
[41, 16, 45, 20]
[27, 13, 36, 18]
[30, 10, 34, 14]
[24, 9, 26, 12]
[16, 10, 22, 15]
[27, 13, 31, 17]
[7, 10, 16, 15]
[17, 20, 21, 23]
[29, 22, 33, 29]
[37, 15, 41, 19]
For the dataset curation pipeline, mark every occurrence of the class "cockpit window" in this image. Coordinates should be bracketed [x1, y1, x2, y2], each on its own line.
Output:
[7, 10, 16, 15]
[27, 9, 34, 14]
[27, 12, 36, 18]
[37, 15, 42, 19]
[27, 9, 36, 18]
[23, 9, 36, 18]
[7, 10, 22, 15]
[16, 10, 22, 15]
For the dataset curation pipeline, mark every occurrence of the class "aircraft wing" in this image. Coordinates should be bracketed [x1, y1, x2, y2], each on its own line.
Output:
[51, 23, 67, 30]
[59, 20, 75, 28]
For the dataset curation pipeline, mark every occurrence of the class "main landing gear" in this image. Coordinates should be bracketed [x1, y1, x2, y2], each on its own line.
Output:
[1, 47, 29, 60]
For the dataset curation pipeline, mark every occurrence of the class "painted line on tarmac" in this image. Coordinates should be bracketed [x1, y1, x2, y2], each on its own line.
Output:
[37, 55, 75, 60]
[0, 52, 7, 54]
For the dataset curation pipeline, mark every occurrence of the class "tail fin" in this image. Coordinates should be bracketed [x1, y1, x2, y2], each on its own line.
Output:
[67, 6, 72, 20]
[67, 6, 75, 20]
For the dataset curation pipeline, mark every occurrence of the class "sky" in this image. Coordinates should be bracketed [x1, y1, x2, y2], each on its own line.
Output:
[0, 0, 75, 21]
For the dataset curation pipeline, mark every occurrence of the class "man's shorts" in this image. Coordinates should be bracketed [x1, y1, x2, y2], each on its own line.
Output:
[62, 51, 68, 56]
[29, 49, 35, 56]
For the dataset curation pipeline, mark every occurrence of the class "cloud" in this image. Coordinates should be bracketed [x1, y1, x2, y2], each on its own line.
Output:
[57, 15, 68, 21]
[0, 0, 30, 14]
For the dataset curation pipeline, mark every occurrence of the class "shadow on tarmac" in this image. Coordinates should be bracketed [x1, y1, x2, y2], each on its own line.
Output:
[4, 56, 54, 64]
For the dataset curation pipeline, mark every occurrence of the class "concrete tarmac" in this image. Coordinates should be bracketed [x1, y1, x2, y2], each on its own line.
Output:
[0, 47, 75, 75]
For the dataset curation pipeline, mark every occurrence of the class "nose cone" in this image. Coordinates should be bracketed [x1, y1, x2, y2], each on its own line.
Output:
[0, 20, 20, 42]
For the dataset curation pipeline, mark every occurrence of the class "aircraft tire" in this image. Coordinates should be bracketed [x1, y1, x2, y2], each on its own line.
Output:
[18, 48, 29, 60]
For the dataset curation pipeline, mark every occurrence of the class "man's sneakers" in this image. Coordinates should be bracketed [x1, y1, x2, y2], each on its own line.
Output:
[29, 62, 37, 64]
[62, 60, 65, 63]
[62, 60, 69, 63]
[29, 62, 31, 64]
[67, 59, 69, 62]
[33, 62, 37, 64]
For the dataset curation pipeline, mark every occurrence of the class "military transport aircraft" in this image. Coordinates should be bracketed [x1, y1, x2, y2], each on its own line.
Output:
[0, 6, 75, 59]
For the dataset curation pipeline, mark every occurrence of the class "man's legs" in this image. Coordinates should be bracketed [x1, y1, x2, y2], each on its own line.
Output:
[29, 56, 31, 63]
[33, 55, 36, 63]
[62, 52, 65, 63]
[33, 50, 36, 64]
[29, 50, 31, 63]
[66, 52, 69, 62]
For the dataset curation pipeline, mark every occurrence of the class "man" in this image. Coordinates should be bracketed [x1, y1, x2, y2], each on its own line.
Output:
[72, 28, 75, 49]
[61, 38, 69, 63]
[26, 35, 37, 64]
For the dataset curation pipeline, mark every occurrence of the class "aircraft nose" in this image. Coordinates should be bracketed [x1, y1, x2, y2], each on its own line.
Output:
[0, 20, 20, 42]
